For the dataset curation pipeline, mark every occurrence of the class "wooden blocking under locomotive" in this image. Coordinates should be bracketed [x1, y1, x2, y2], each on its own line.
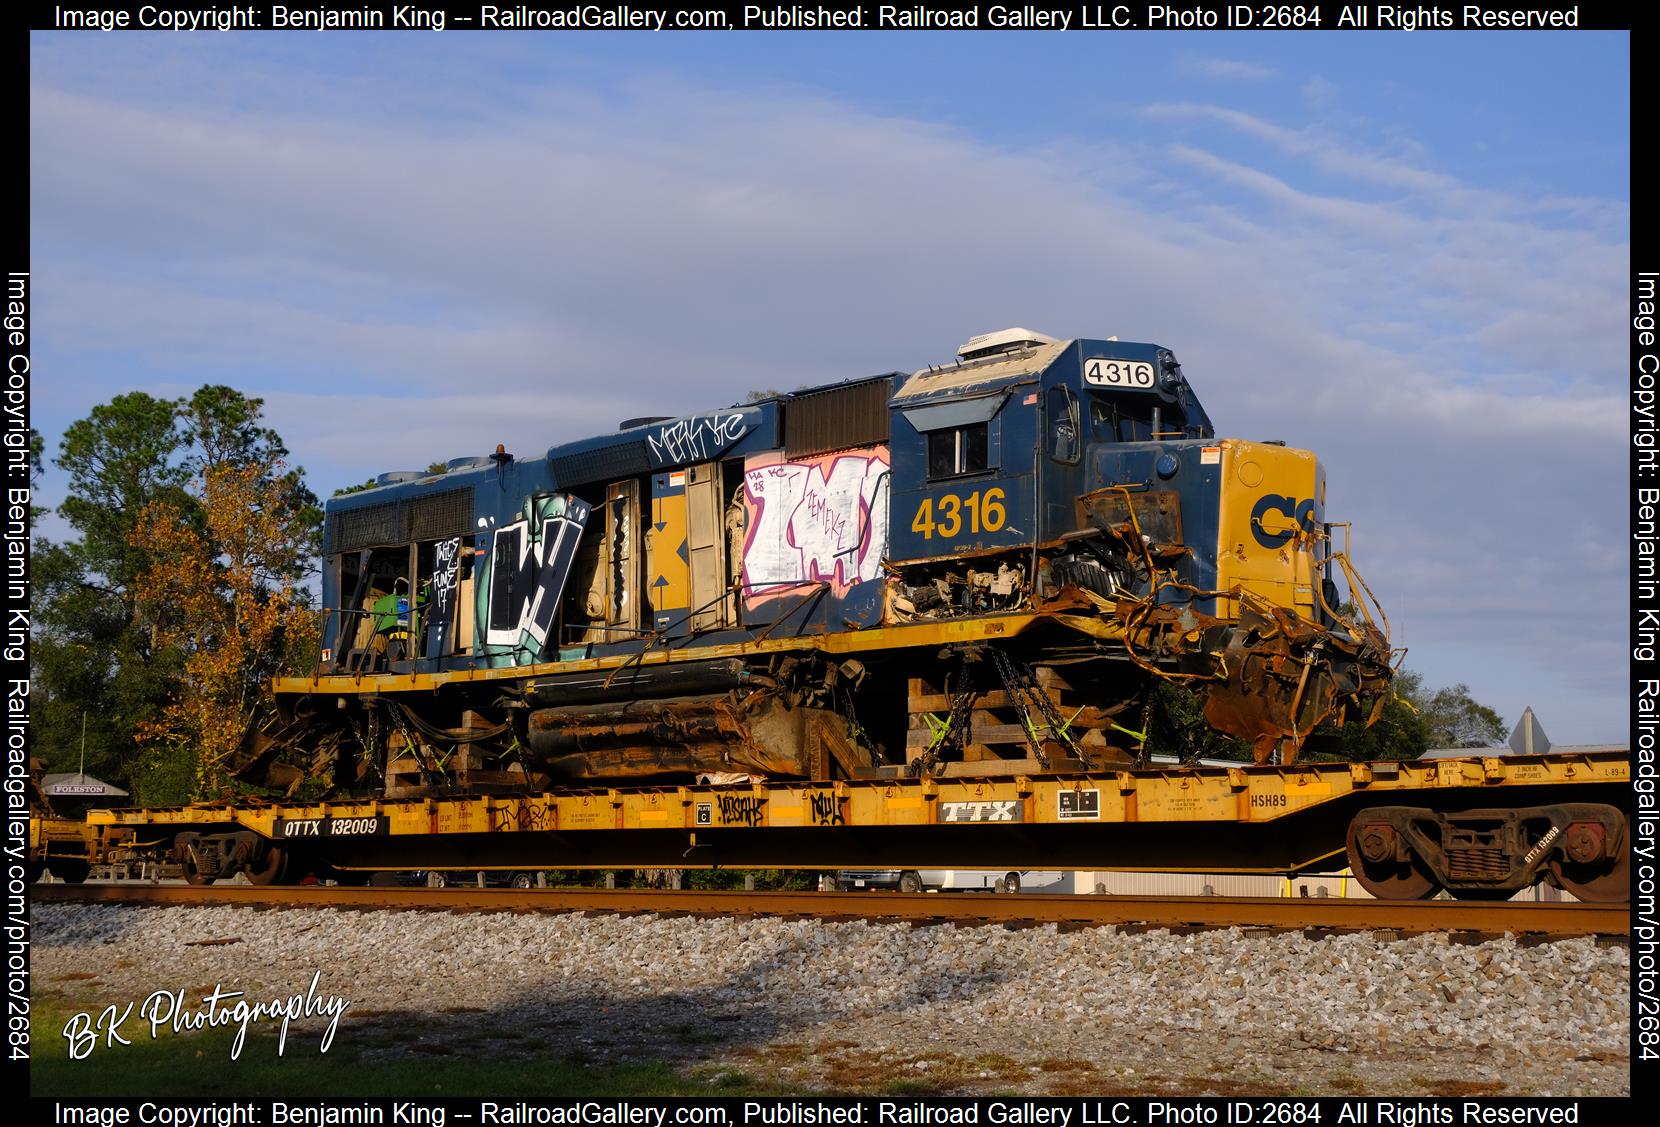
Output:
[525, 691, 869, 783]
[904, 665, 1139, 775]
[383, 740, 539, 799]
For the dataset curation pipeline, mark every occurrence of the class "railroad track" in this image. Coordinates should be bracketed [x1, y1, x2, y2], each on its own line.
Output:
[31, 884, 1629, 938]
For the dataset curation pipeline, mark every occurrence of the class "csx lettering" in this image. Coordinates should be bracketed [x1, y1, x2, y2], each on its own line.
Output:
[718, 794, 766, 826]
[1249, 494, 1317, 549]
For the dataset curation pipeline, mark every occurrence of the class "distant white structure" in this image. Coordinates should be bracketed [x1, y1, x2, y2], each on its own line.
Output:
[1509, 706, 1549, 755]
[40, 772, 127, 797]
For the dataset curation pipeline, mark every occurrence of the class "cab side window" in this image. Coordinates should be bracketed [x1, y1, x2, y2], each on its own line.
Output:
[927, 423, 990, 478]
[1048, 386, 1081, 464]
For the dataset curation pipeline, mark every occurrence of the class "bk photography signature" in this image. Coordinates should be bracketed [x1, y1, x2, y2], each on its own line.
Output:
[62, 970, 352, 1060]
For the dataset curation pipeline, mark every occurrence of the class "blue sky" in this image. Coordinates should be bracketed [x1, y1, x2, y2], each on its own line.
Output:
[29, 29, 1630, 742]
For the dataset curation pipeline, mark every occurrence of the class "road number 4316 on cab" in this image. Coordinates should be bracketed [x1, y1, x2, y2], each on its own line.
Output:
[912, 488, 1007, 540]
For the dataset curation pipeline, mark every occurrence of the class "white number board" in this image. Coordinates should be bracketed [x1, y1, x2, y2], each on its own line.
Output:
[1083, 357, 1157, 390]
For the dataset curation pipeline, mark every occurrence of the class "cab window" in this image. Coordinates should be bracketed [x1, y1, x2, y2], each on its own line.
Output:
[1048, 385, 1081, 464]
[927, 423, 989, 478]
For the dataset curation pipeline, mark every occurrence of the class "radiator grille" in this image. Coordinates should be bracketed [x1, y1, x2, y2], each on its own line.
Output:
[403, 488, 473, 543]
[550, 442, 651, 487]
[328, 487, 475, 554]
[784, 377, 894, 458]
[328, 501, 399, 553]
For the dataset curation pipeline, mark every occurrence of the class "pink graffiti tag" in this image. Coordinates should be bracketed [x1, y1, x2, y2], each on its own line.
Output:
[740, 449, 889, 605]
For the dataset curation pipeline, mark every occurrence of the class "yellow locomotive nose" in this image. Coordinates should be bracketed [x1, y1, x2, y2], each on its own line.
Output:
[1189, 438, 1394, 762]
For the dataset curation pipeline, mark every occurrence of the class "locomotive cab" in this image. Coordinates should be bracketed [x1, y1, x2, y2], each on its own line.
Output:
[881, 329, 1390, 762]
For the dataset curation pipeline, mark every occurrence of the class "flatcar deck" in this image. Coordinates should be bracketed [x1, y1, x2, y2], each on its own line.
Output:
[85, 751, 1630, 875]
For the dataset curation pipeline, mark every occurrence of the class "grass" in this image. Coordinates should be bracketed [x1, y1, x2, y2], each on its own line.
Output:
[28, 998, 788, 1098]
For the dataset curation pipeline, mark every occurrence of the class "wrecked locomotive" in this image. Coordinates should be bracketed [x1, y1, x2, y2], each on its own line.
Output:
[252, 328, 1394, 798]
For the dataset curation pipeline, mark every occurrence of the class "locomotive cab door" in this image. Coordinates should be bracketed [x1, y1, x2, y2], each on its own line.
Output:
[560, 478, 645, 649]
[605, 479, 643, 640]
[648, 460, 739, 637]
[685, 461, 736, 632]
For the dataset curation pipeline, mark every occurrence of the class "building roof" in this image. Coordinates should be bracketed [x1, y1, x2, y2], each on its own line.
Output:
[41, 772, 128, 797]
[1418, 743, 1627, 759]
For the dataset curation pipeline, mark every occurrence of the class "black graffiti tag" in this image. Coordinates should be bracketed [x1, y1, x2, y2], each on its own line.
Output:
[809, 792, 844, 826]
[425, 536, 462, 659]
[520, 804, 551, 832]
[718, 794, 766, 827]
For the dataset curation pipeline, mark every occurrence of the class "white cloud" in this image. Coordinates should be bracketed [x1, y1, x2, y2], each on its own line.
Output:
[1179, 56, 1279, 81]
[1301, 75, 1339, 108]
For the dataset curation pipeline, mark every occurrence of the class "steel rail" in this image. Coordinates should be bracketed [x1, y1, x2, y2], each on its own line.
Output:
[31, 885, 1628, 938]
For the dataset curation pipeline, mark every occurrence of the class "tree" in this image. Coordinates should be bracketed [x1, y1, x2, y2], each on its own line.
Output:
[1312, 668, 1504, 761]
[26, 427, 45, 520]
[181, 385, 286, 472]
[131, 460, 320, 796]
[1417, 683, 1506, 748]
[333, 462, 449, 497]
[1315, 670, 1430, 763]
[1145, 680, 1251, 761]
[32, 394, 191, 792]
[183, 385, 323, 564]
[54, 392, 193, 598]
[31, 387, 322, 803]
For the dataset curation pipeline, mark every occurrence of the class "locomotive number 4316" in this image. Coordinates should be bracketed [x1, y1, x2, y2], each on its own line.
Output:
[912, 488, 1007, 540]
[1083, 357, 1156, 389]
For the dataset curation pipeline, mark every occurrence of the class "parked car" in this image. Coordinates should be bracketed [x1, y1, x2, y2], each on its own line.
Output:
[831, 869, 1068, 894]
[367, 870, 542, 889]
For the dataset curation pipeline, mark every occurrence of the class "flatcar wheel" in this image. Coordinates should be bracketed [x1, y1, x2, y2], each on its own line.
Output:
[175, 833, 213, 885]
[1345, 819, 1439, 900]
[1549, 815, 1631, 902]
[245, 846, 288, 886]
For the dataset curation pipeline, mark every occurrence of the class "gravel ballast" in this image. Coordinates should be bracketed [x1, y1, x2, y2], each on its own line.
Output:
[31, 903, 1629, 1096]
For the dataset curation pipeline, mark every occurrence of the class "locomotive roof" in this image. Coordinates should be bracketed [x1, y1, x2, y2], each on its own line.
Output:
[325, 332, 1217, 516]
[894, 339, 1069, 405]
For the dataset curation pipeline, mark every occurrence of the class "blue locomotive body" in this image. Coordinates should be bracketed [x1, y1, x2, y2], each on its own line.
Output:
[277, 329, 1387, 792]
[316, 332, 1231, 670]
